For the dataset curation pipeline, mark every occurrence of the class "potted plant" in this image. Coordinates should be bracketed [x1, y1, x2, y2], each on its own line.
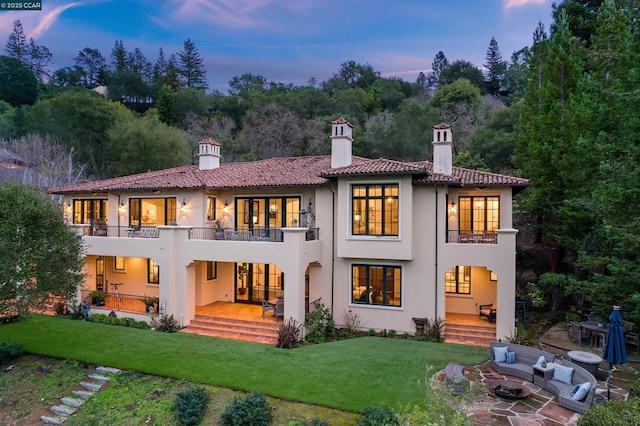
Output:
[94, 219, 107, 236]
[237, 264, 248, 295]
[89, 290, 107, 306]
[213, 219, 225, 240]
[140, 295, 159, 313]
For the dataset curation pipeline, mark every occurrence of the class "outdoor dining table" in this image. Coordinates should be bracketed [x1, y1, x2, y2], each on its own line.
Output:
[579, 321, 609, 348]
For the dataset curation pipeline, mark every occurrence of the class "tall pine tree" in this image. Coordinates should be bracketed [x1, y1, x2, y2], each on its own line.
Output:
[177, 39, 207, 90]
[483, 37, 507, 97]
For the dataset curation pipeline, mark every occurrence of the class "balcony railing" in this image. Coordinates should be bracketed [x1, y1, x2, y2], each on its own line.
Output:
[80, 289, 159, 314]
[72, 225, 160, 238]
[189, 227, 285, 242]
[447, 230, 497, 244]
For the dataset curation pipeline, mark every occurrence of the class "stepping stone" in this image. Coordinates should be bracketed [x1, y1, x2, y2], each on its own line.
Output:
[72, 390, 94, 400]
[96, 366, 120, 375]
[87, 374, 110, 383]
[80, 381, 102, 392]
[40, 415, 66, 424]
[50, 405, 76, 416]
[61, 397, 85, 408]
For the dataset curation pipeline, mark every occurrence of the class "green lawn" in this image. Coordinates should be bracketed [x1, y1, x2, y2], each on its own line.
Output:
[0, 314, 488, 412]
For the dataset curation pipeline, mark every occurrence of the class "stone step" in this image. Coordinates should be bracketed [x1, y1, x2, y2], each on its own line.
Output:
[182, 325, 278, 344]
[189, 317, 278, 335]
[444, 335, 492, 347]
[96, 366, 120, 375]
[79, 381, 103, 392]
[445, 329, 496, 339]
[87, 374, 110, 383]
[72, 390, 94, 400]
[40, 415, 66, 424]
[61, 397, 85, 408]
[50, 405, 76, 417]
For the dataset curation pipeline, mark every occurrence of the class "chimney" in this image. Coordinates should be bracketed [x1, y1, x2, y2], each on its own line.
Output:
[432, 123, 453, 175]
[331, 117, 353, 168]
[198, 138, 221, 170]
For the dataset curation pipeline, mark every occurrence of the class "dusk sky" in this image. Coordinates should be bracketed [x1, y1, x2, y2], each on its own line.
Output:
[0, 0, 554, 92]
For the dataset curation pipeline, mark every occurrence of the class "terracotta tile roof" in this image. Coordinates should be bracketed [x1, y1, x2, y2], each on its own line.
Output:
[49, 155, 528, 194]
[433, 123, 452, 130]
[321, 158, 426, 177]
[331, 117, 353, 127]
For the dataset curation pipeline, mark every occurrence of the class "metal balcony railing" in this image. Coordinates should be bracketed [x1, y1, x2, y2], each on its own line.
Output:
[447, 230, 497, 244]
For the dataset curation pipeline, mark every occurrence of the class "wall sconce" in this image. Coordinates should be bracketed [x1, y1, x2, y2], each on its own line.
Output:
[222, 200, 230, 214]
[354, 214, 362, 221]
[181, 198, 187, 214]
[449, 201, 457, 217]
[118, 200, 125, 215]
[252, 215, 258, 224]
[270, 203, 277, 213]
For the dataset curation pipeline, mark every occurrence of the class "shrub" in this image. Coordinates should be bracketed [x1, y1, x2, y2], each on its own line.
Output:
[505, 323, 529, 345]
[301, 419, 329, 426]
[68, 303, 84, 320]
[130, 320, 151, 329]
[304, 302, 335, 344]
[367, 329, 376, 336]
[401, 332, 410, 339]
[388, 329, 396, 338]
[220, 392, 272, 426]
[88, 313, 108, 323]
[0, 341, 25, 364]
[175, 385, 209, 426]
[356, 406, 398, 426]
[158, 314, 179, 333]
[577, 400, 640, 426]
[342, 309, 365, 334]
[628, 377, 640, 400]
[276, 318, 303, 349]
[53, 301, 67, 316]
[566, 312, 582, 323]
[424, 317, 445, 342]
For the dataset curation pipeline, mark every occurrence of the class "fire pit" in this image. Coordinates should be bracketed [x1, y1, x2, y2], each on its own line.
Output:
[487, 380, 531, 400]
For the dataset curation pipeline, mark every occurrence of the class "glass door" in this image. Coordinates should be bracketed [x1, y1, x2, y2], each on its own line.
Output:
[235, 263, 283, 303]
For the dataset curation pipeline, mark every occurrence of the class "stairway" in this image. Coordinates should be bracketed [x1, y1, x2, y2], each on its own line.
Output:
[444, 322, 496, 347]
[181, 314, 279, 344]
[40, 366, 120, 424]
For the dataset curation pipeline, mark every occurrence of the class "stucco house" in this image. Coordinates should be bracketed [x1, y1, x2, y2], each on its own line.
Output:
[49, 119, 528, 345]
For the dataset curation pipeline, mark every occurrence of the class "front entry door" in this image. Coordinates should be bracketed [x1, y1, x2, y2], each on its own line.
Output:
[235, 263, 283, 303]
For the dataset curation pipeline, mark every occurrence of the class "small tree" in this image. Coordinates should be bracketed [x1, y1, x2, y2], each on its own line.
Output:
[0, 182, 84, 317]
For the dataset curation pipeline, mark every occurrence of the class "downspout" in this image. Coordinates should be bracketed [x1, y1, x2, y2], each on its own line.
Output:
[434, 184, 438, 318]
[329, 186, 336, 310]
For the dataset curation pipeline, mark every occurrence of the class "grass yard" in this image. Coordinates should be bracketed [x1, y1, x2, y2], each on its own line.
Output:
[0, 314, 488, 413]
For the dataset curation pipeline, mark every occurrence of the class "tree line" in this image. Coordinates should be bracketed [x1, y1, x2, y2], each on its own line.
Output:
[4, 1, 638, 323]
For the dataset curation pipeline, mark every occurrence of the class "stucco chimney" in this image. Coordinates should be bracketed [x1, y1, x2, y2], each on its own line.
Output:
[331, 117, 353, 169]
[198, 138, 221, 170]
[432, 123, 453, 175]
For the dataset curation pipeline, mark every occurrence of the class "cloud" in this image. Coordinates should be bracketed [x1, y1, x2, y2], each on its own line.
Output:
[503, 0, 547, 9]
[29, 2, 83, 39]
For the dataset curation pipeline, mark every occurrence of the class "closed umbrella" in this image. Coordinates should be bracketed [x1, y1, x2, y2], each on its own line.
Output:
[602, 305, 627, 400]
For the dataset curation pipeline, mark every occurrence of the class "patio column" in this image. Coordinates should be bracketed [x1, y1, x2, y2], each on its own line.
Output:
[156, 226, 193, 324]
[495, 228, 518, 341]
[280, 228, 309, 330]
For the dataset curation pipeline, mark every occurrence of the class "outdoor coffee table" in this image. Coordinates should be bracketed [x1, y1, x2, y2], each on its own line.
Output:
[567, 350, 602, 376]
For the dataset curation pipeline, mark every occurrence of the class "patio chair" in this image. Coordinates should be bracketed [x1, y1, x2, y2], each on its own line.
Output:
[479, 301, 497, 323]
[261, 300, 275, 318]
[623, 320, 640, 354]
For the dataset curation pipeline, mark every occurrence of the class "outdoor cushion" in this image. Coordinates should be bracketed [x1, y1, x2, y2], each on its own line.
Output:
[493, 346, 508, 363]
[553, 364, 574, 385]
[505, 351, 517, 364]
[535, 355, 546, 366]
[571, 381, 592, 402]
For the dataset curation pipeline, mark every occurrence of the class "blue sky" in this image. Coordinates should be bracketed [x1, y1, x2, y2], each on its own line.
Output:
[0, 0, 554, 93]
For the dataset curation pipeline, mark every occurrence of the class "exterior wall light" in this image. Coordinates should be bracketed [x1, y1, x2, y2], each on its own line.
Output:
[449, 201, 457, 217]
[181, 198, 187, 214]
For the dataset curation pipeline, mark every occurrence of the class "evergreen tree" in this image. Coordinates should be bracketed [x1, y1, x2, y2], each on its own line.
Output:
[26, 38, 52, 83]
[153, 47, 168, 83]
[483, 37, 507, 97]
[4, 20, 27, 62]
[110, 40, 129, 72]
[425, 51, 449, 95]
[128, 48, 152, 82]
[74, 47, 108, 87]
[177, 39, 207, 90]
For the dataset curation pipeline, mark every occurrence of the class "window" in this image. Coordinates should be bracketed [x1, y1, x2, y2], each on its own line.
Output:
[352, 184, 398, 236]
[114, 256, 125, 271]
[96, 256, 105, 291]
[235, 197, 300, 228]
[458, 196, 499, 232]
[445, 266, 471, 294]
[206, 197, 216, 222]
[206, 261, 217, 280]
[129, 198, 177, 227]
[72, 199, 107, 225]
[147, 259, 159, 284]
[352, 264, 401, 307]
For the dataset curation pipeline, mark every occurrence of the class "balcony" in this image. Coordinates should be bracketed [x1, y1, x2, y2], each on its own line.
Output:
[188, 227, 319, 242]
[447, 230, 497, 244]
[71, 225, 161, 238]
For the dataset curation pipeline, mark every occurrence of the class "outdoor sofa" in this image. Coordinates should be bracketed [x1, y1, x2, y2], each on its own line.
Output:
[544, 358, 597, 413]
[489, 341, 555, 382]
[489, 341, 597, 413]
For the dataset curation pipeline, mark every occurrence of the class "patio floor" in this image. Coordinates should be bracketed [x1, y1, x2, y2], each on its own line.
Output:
[436, 322, 639, 425]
